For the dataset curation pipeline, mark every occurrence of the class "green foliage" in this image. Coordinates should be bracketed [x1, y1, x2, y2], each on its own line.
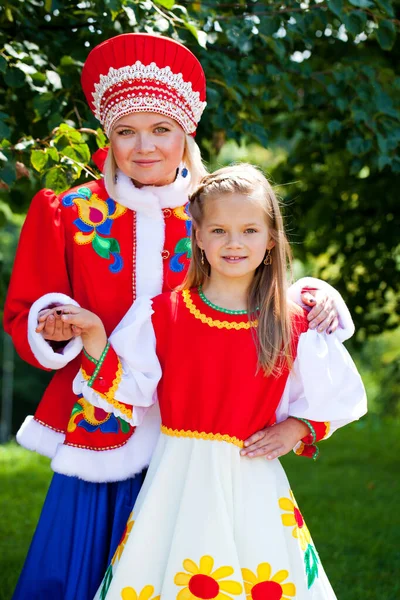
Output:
[0, 0, 399, 336]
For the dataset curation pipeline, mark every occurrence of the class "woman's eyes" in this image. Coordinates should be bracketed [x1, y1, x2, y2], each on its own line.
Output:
[116, 127, 170, 136]
[211, 228, 257, 234]
[117, 129, 133, 136]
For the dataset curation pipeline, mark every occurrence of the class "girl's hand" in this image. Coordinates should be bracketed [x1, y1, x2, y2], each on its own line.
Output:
[241, 418, 310, 460]
[301, 287, 339, 334]
[36, 308, 76, 341]
[57, 304, 107, 360]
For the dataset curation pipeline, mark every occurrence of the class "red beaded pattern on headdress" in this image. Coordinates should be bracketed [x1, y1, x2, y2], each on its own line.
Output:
[94, 62, 206, 136]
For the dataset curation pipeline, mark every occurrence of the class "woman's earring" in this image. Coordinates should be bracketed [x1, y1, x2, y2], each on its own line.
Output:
[263, 249, 272, 265]
[201, 249, 205, 265]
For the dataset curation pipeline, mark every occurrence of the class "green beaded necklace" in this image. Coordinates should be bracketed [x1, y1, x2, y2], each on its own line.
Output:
[198, 286, 248, 315]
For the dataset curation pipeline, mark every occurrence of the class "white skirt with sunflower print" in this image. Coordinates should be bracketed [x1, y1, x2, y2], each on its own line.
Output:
[94, 433, 337, 600]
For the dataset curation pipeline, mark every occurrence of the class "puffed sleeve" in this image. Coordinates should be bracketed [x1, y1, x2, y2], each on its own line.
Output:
[73, 296, 162, 426]
[276, 328, 367, 458]
[4, 189, 82, 369]
[288, 277, 354, 341]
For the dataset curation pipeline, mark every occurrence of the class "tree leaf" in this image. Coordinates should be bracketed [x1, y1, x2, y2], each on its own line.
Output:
[344, 11, 367, 36]
[154, 0, 174, 8]
[346, 137, 372, 155]
[328, 0, 345, 19]
[44, 167, 69, 193]
[30, 149, 49, 172]
[349, 0, 373, 7]
[0, 121, 11, 138]
[0, 56, 7, 73]
[0, 162, 16, 186]
[374, 0, 395, 17]
[328, 120, 342, 134]
[378, 154, 392, 171]
[376, 19, 396, 51]
[32, 92, 53, 117]
[184, 22, 207, 48]
[4, 67, 25, 88]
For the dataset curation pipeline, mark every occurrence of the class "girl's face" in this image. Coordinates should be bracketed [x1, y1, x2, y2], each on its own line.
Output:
[110, 112, 186, 187]
[196, 193, 275, 284]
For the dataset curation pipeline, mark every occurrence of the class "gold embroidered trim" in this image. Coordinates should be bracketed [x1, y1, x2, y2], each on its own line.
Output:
[323, 422, 331, 439]
[161, 425, 244, 448]
[182, 289, 258, 330]
[294, 441, 305, 456]
[81, 361, 132, 419]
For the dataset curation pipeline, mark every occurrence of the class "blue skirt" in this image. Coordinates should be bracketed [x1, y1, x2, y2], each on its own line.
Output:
[13, 471, 145, 600]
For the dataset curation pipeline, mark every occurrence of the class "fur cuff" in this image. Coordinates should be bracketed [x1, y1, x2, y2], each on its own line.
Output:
[28, 293, 83, 369]
[51, 404, 161, 482]
[16, 416, 65, 459]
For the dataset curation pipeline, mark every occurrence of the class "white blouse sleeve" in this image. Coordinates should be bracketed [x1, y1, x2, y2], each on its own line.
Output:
[276, 328, 367, 442]
[73, 296, 161, 426]
[288, 277, 354, 341]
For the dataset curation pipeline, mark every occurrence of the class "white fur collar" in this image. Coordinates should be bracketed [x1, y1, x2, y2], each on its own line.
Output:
[109, 168, 191, 218]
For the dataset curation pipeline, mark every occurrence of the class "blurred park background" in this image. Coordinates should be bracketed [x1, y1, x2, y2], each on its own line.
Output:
[0, 0, 399, 599]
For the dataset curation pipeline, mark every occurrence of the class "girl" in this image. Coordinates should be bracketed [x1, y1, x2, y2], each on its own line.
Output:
[5, 34, 340, 599]
[61, 164, 367, 599]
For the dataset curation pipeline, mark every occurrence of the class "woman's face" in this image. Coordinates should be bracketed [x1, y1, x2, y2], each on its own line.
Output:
[110, 112, 186, 187]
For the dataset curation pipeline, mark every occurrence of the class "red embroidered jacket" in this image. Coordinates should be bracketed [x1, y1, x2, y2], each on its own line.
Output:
[4, 178, 191, 457]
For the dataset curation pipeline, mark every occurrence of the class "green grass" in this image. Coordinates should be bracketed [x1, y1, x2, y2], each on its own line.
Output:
[1, 417, 399, 600]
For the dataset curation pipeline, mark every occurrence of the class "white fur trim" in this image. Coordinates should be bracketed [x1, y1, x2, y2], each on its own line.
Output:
[110, 169, 190, 214]
[28, 293, 83, 369]
[16, 415, 65, 459]
[51, 403, 161, 482]
[288, 277, 355, 342]
[136, 210, 164, 298]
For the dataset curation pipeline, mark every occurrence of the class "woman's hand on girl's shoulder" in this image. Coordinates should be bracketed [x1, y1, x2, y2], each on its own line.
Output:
[301, 288, 339, 334]
[241, 418, 310, 460]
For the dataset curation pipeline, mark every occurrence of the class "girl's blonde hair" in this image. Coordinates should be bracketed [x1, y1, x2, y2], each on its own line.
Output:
[103, 134, 207, 197]
[182, 163, 297, 376]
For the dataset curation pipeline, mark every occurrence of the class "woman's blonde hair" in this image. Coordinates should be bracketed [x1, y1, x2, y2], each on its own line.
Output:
[103, 134, 207, 197]
[182, 163, 297, 376]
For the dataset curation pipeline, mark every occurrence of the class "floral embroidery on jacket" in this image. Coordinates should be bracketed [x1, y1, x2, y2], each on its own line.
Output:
[170, 204, 192, 273]
[67, 396, 131, 435]
[62, 186, 127, 273]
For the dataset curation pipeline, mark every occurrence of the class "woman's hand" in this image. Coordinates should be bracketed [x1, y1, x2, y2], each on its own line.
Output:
[56, 305, 107, 360]
[36, 308, 77, 342]
[301, 287, 339, 334]
[241, 418, 310, 460]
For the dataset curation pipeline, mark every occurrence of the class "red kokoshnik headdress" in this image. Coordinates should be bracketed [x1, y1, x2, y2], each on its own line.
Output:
[81, 33, 207, 137]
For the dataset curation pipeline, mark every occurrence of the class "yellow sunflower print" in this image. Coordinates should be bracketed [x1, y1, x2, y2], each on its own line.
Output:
[121, 585, 160, 600]
[279, 489, 311, 551]
[111, 511, 135, 565]
[174, 555, 243, 599]
[242, 563, 296, 600]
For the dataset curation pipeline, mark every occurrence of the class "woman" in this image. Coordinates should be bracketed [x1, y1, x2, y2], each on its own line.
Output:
[4, 33, 347, 600]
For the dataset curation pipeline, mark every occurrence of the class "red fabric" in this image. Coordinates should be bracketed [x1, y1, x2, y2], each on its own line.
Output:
[151, 290, 309, 442]
[92, 147, 109, 173]
[81, 33, 206, 131]
[301, 420, 330, 444]
[4, 178, 190, 442]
